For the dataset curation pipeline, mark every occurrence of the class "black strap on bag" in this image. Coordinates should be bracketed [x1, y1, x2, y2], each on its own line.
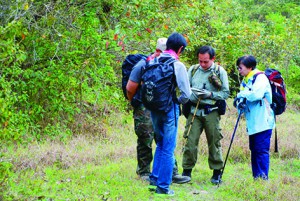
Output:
[211, 65, 227, 115]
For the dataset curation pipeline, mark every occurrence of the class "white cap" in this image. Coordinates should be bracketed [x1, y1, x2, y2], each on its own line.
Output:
[156, 38, 167, 51]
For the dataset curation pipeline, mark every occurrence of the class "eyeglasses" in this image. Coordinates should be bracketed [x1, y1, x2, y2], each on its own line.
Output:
[237, 66, 243, 70]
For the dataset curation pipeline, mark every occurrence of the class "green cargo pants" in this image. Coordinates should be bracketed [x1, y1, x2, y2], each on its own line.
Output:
[182, 110, 224, 170]
[133, 105, 154, 176]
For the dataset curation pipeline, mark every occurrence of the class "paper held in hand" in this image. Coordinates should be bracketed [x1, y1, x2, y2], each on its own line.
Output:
[191, 88, 207, 96]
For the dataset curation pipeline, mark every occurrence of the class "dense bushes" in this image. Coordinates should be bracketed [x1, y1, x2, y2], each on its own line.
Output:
[0, 0, 124, 142]
[0, 0, 299, 143]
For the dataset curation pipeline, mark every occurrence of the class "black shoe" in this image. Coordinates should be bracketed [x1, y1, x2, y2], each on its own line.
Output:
[172, 174, 191, 184]
[182, 169, 192, 178]
[148, 177, 157, 191]
[211, 169, 222, 185]
[155, 187, 175, 196]
[148, 184, 156, 191]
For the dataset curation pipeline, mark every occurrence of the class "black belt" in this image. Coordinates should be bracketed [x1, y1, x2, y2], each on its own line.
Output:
[190, 102, 214, 109]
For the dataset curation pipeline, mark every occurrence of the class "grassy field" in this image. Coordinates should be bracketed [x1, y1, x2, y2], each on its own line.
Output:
[1, 99, 300, 200]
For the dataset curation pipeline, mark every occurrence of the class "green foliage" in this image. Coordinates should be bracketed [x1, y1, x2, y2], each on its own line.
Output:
[0, 0, 126, 143]
[0, 0, 299, 143]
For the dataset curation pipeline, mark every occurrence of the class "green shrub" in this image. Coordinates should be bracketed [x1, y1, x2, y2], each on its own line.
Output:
[0, 0, 299, 143]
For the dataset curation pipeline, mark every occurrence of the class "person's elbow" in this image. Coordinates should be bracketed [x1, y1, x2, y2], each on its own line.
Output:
[126, 80, 138, 101]
[178, 92, 191, 104]
[224, 90, 230, 99]
[126, 87, 134, 101]
[180, 97, 190, 104]
[126, 90, 134, 101]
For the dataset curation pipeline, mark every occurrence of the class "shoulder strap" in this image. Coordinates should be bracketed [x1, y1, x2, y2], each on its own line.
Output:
[214, 64, 220, 77]
[251, 72, 268, 107]
[191, 65, 200, 77]
[252, 72, 264, 84]
[166, 57, 176, 66]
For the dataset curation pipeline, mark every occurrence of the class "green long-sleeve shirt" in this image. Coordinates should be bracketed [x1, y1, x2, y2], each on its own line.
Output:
[188, 63, 230, 115]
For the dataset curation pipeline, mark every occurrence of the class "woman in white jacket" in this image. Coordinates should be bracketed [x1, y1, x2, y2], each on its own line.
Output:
[235, 55, 275, 180]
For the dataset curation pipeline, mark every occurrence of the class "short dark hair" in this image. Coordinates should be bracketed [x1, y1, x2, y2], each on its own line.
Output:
[166, 32, 187, 53]
[236, 55, 257, 70]
[197, 46, 215, 59]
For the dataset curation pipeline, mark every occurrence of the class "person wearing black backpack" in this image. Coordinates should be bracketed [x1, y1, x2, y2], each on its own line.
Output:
[126, 38, 191, 186]
[128, 33, 191, 196]
[234, 55, 275, 180]
[148, 33, 191, 196]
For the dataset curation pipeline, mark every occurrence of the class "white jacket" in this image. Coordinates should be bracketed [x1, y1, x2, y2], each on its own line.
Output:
[237, 70, 275, 135]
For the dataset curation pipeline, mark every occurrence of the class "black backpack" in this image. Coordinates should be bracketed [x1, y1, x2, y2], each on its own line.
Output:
[121, 54, 147, 99]
[141, 56, 176, 113]
[253, 68, 287, 115]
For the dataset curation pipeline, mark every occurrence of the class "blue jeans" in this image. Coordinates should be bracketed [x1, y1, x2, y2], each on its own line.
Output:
[149, 103, 179, 192]
[249, 129, 272, 180]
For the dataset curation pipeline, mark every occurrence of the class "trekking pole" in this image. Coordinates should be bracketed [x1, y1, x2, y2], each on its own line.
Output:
[218, 109, 243, 187]
[274, 127, 278, 152]
[274, 115, 278, 153]
[182, 98, 201, 152]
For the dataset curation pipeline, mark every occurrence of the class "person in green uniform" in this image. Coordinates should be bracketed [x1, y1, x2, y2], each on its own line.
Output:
[181, 45, 230, 184]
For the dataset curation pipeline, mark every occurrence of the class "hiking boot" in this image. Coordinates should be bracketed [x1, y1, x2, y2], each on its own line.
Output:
[211, 169, 222, 185]
[182, 169, 192, 178]
[172, 174, 191, 184]
[155, 187, 175, 196]
[140, 175, 150, 182]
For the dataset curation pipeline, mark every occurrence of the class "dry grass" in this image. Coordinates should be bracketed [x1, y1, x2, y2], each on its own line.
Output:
[4, 136, 135, 171]
[1, 99, 299, 201]
[3, 100, 299, 173]
[2, 113, 136, 172]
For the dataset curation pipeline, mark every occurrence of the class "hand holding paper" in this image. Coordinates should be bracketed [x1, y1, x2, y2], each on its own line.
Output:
[191, 88, 212, 99]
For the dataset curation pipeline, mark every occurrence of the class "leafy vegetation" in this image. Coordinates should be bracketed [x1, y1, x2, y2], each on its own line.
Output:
[0, 0, 299, 199]
[0, 0, 299, 143]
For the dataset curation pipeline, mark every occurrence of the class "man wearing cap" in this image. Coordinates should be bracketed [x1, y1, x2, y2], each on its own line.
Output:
[126, 38, 190, 185]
